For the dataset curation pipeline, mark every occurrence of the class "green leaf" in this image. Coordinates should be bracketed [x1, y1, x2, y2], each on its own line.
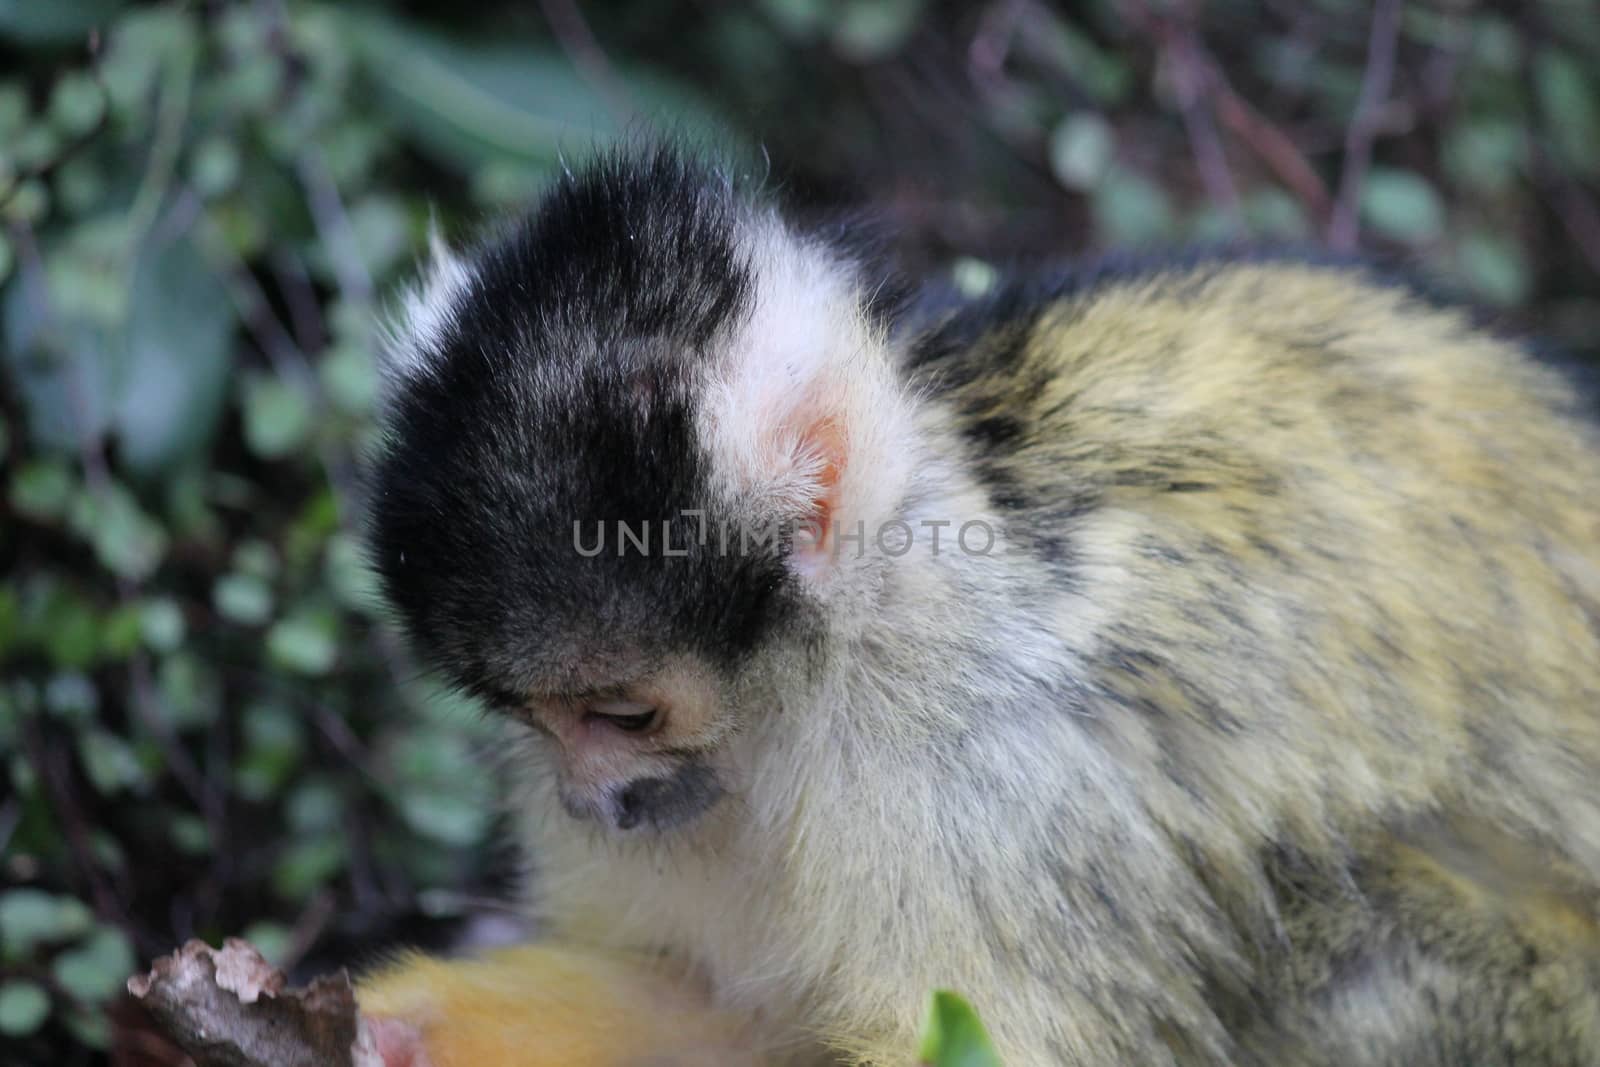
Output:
[470, 161, 548, 206]
[1026, 12, 1131, 105]
[157, 652, 217, 731]
[1535, 50, 1600, 177]
[286, 779, 344, 834]
[1092, 168, 1174, 245]
[0, 980, 50, 1037]
[216, 54, 284, 119]
[240, 921, 291, 967]
[320, 344, 378, 416]
[68, 482, 169, 581]
[1442, 120, 1527, 194]
[342, 194, 410, 283]
[132, 236, 234, 451]
[169, 813, 210, 855]
[9, 460, 75, 521]
[759, 0, 829, 39]
[43, 672, 98, 722]
[1242, 188, 1309, 239]
[64, 1005, 110, 1048]
[0, 587, 17, 660]
[346, 14, 608, 168]
[950, 258, 998, 300]
[189, 136, 242, 197]
[98, 11, 178, 119]
[37, 588, 100, 668]
[50, 925, 135, 1004]
[138, 597, 186, 652]
[833, 0, 923, 61]
[1048, 113, 1114, 192]
[1359, 168, 1444, 244]
[242, 375, 314, 460]
[56, 157, 108, 216]
[213, 573, 274, 625]
[918, 991, 1002, 1067]
[235, 702, 306, 800]
[341, 10, 733, 172]
[10, 126, 58, 171]
[99, 603, 143, 659]
[0, 0, 123, 43]
[1457, 230, 1531, 307]
[388, 728, 492, 845]
[0, 889, 93, 957]
[89, 830, 125, 869]
[266, 613, 338, 676]
[325, 534, 379, 612]
[78, 727, 144, 793]
[48, 72, 106, 136]
[272, 835, 345, 899]
[0, 179, 50, 225]
[0, 228, 235, 477]
[1470, 17, 1520, 72]
[232, 540, 280, 580]
[398, 791, 490, 847]
[404, 677, 501, 738]
[0, 82, 27, 139]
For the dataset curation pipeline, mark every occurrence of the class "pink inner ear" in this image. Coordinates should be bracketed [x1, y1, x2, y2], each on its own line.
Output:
[790, 412, 847, 569]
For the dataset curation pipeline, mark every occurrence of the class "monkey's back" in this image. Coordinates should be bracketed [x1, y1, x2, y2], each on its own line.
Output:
[911, 259, 1600, 1063]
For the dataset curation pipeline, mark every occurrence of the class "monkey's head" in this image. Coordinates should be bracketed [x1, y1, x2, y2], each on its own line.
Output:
[368, 147, 920, 834]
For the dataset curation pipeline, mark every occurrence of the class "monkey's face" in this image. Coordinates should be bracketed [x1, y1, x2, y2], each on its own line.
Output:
[368, 341, 799, 836]
[513, 659, 734, 833]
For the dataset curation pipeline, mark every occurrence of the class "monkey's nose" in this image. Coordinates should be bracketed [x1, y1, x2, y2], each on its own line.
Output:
[612, 782, 648, 830]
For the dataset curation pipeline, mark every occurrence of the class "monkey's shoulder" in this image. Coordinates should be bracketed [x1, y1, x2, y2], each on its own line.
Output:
[904, 250, 1595, 474]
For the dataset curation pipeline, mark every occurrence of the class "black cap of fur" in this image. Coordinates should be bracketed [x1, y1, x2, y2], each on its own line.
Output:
[368, 148, 796, 703]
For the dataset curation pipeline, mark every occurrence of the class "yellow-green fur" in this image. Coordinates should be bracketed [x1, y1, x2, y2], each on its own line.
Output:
[912, 261, 1600, 1063]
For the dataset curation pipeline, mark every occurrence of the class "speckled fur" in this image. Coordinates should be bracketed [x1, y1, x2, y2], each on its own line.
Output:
[365, 148, 1600, 1065]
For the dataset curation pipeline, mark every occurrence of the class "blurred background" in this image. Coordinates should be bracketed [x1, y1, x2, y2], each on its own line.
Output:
[1, 0, 1597, 1062]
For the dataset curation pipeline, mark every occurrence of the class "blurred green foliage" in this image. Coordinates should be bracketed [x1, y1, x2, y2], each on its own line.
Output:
[1, 0, 1597, 1062]
[919, 990, 1003, 1067]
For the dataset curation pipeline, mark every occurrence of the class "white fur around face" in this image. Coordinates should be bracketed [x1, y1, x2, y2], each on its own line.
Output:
[698, 214, 919, 592]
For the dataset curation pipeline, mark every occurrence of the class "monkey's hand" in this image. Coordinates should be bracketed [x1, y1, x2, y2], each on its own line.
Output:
[357, 942, 763, 1067]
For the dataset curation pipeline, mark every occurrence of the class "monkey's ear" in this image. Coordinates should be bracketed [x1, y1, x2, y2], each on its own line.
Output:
[700, 269, 916, 583]
[380, 224, 473, 386]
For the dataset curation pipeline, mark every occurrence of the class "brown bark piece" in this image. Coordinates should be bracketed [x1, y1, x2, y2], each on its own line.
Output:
[127, 938, 379, 1067]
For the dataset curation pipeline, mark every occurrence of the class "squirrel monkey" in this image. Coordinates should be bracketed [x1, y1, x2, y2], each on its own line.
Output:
[359, 146, 1600, 1065]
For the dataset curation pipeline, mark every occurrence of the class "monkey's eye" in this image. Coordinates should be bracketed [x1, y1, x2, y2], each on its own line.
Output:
[583, 701, 659, 734]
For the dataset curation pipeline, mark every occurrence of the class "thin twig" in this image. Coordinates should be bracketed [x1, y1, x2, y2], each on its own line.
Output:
[1327, 0, 1403, 250]
[967, 0, 1028, 86]
[539, 0, 635, 124]
[184, 191, 316, 394]
[1211, 75, 1333, 222]
[0, 799, 20, 860]
[1542, 175, 1600, 278]
[124, 33, 196, 265]
[278, 890, 338, 976]
[295, 150, 375, 308]
[1163, 14, 1242, 226]
[1123, 0, 1260, 229]
[272, 251, 329, 354]
[23, 721, 125, 928]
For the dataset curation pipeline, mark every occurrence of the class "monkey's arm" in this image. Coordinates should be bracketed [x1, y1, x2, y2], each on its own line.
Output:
[357, 942, 762, 1067]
